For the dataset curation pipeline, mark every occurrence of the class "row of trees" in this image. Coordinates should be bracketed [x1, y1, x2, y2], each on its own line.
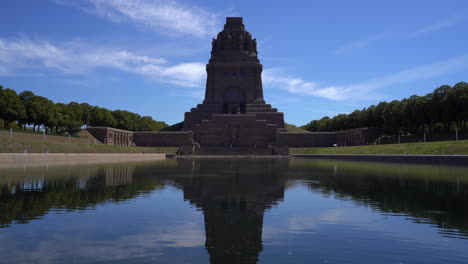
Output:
[0, 85, 168, 133]
[302, 82, 468, 134]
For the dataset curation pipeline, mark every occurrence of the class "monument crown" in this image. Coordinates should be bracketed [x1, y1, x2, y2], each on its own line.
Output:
[204, 17, 263, 106]
[210, 17, 258, 63]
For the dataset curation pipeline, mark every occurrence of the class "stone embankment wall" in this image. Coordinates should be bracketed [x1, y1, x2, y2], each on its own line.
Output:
[276, 128, 382, 148]
[87, 128, 193, 147]
[336, 128, 382, 146]
[87, 127, 381, 148]
[87, 127, 133, 146]
[276, 132, 336, 147]
[133, 131, 193, 147]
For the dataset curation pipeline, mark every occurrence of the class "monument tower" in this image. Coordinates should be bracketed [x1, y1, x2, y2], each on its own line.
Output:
[183, 17, 286, 151]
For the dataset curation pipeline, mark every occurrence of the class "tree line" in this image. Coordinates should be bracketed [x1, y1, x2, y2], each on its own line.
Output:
[302, 82, 468, 134]
[0, 85, 168, 133]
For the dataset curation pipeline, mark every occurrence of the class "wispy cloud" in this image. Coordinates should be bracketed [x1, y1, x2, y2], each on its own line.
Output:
[0, 38, 206, 88]
[54, 0, 219, 38]
[334, 31, 391, 55]
[335, 11, 468, 54]
[409, 11, 468, 38]
[264, 54, 468, 101]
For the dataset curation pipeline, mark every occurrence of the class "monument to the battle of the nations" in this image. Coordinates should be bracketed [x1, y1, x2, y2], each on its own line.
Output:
[88, 17, 381, 154]
[182, 17, 287, 151]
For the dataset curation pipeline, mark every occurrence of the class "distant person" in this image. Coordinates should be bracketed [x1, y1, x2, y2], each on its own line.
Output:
[23, 149, 27, 154]
[45, 149, 49, 154]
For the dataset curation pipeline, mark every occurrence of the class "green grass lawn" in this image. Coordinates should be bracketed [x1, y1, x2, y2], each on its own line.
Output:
[0, 131, 177, 154]
[290, 140, 468, 155]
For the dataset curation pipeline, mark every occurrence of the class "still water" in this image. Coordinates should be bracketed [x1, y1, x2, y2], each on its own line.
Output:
[1, 158, 467, 263]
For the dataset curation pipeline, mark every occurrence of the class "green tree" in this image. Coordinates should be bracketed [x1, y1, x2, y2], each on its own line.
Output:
[0, 86, 26, 128]
[90, 107, 117, 128]
[80, 103, 93, 127]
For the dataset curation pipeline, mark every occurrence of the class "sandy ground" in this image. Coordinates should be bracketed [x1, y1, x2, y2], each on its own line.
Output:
[0, 153, 166, 168]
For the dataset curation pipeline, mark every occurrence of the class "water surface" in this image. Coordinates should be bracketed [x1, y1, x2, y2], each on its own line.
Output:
[1, 158, 467, 263]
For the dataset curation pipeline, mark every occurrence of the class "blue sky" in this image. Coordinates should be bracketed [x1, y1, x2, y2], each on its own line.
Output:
[1, 0, 468, 126]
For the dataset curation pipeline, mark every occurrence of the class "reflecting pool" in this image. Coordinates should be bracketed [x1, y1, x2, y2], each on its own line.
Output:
[1, 158, 468, 263]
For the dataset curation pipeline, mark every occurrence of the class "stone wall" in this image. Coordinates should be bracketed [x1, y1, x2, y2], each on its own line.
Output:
[133, 131, 193, 147]
[336, 128, 382, 146]
[86, 127, 133, 146]
[276, 128, 383, 148]
[275, 132, 336, 147]
[88, 126, 383, 149]
[87, 127, 193, 147]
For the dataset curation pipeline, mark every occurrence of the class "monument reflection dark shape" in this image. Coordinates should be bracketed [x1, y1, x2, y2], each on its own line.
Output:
[172, 158, 288, 263]
[3, 160, 468, 263]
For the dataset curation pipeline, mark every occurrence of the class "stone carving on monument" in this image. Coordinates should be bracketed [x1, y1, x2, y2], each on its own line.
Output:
[183, 17, 286, 150]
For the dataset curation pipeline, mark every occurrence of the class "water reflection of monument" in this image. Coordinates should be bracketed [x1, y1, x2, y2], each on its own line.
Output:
[2, 159, 468, 262]
[172, 158, 288, 264]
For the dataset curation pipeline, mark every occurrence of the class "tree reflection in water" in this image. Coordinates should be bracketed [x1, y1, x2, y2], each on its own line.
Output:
[1, 158, 468, 263]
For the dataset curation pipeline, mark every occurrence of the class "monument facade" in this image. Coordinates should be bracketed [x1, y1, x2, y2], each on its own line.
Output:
[87, 17, 382, 153]
[183, 17, 286, 149]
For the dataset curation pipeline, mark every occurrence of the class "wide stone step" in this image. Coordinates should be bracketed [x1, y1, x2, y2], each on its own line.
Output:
[245, 104, 272, 108]
[191, 104, 223, 113]
[193, 147, 275, 156]
[246, 108, 277, 112]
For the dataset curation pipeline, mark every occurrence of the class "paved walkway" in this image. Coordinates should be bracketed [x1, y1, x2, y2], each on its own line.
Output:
[0, 153, 166, 168]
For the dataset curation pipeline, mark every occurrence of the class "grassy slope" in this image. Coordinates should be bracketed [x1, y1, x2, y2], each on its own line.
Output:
[0, 131, 176, 154]
[285, 123, 310, 133]
[160, 121, 184, 131]
[290, 140, 468, 155]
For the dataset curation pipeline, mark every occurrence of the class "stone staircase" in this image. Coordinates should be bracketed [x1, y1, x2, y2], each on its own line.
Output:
[192, 114, 278, 148]
[245, 104, 278, 113]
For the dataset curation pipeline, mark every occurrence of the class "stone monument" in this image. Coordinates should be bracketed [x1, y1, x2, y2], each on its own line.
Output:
[183, 17, 286, 150]
[87, 17, 382, 153]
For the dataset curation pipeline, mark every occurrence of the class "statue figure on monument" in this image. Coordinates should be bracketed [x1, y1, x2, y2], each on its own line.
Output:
[212, 39, 217, 51]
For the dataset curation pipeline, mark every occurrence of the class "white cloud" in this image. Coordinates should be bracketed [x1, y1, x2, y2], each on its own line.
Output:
[263, 69, 350, 101]
[0, 38, 206, 88]
[161, 62, 206, 87]
[55, 0, 219, 38]
[264, 54, 468, 101]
